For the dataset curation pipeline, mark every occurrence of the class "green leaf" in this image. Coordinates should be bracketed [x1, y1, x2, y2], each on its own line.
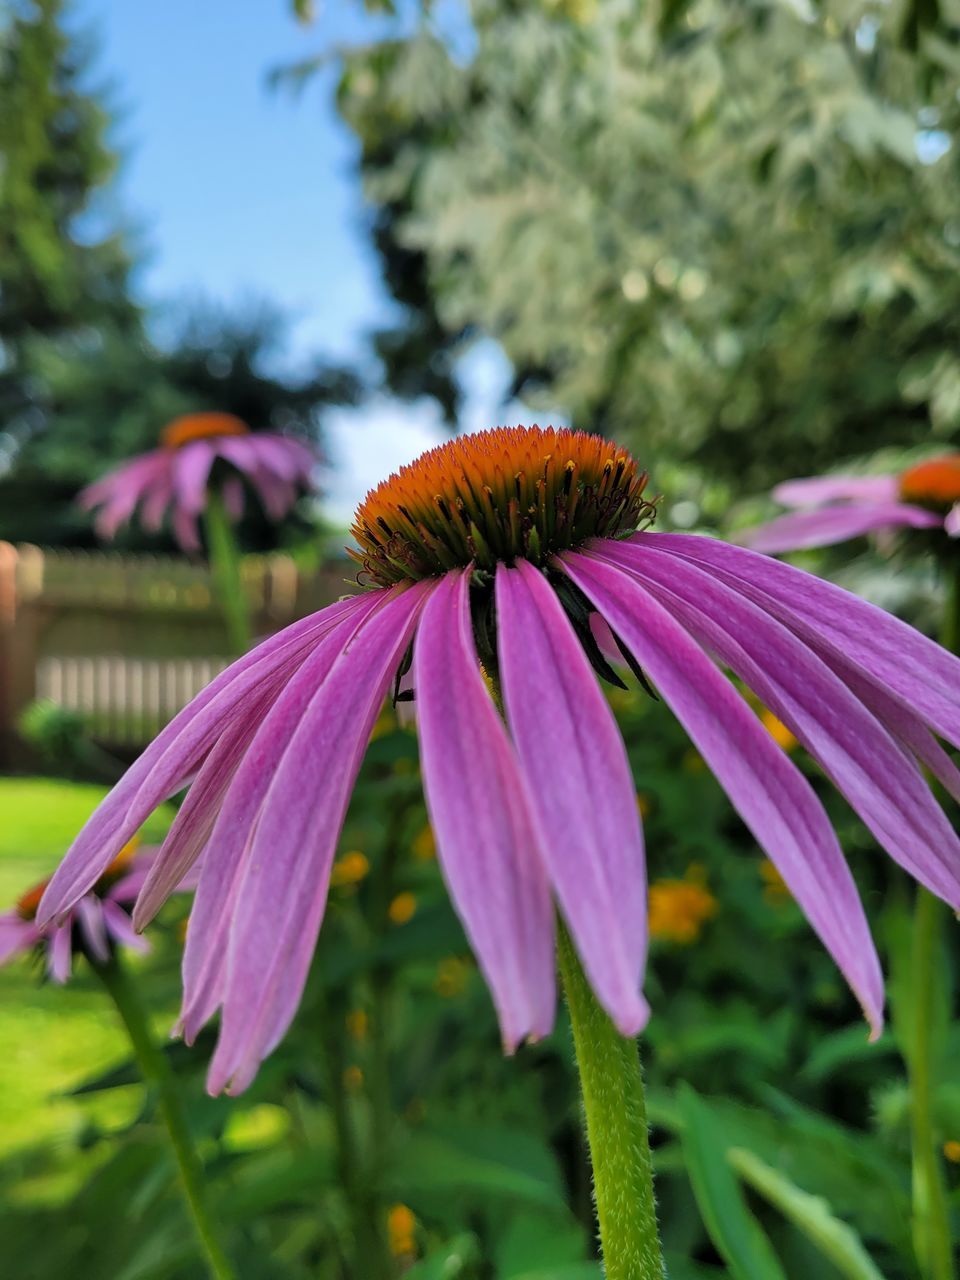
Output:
[677, 1085, 787, 1280]
[405, 1235, 481, 1279]
[728, 1148, 888, 1280]
[388, 1121, 568, 1213]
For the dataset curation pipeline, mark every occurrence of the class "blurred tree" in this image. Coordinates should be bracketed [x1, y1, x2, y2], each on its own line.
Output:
[320, 0, 960, 508]
[0, 306, 360, 548]
[0, 0, 138, 414]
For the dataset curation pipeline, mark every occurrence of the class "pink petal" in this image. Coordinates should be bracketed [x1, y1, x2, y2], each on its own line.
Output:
[48, 923, 73, 983]
[0, 915, 40, 964]
[172, 440, 217, 515]
[634, 533, 960, 752]
[772, 474, 899, 508]
[415, 569, 555, 1049]
[37, 595, 378, 927]
[177, 589, 386, 1042]
[597, 541, 960, 906]
[171, 505, 202, 552]
[75, 896, 109, 962]
[207, 582, 431, 1095]
[496, 561, 648, 1035]
[560, 550, 885, 1038]
[741, 502, 941, 554]
[132, 688, 277, 930]
[102, 899, 149, 953]
[221, 476, 246, 520]
[946, 504, 960, 538]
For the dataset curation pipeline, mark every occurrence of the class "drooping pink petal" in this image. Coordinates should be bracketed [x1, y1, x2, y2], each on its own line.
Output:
[171, 506, 202, 553]
[229, 435, 316, 485]
[177, 589, 386, 1042]
[496, 560, 648, 1035]
[595, 542, 960, 906]
[102, 899, 150, 954]
[48, 923, 73, 983]
[37, 594, 381, 927]
[415, 569, 555, 1049]
[772, 474, 899, 508]
[221, 476, 246, 520]
[741, 502, 941, 554]
[247, 467, 297, 521]
[560, 550, 885, 1037]
[632, 533, 960, 752]
[0, 915, 40, 964]
[132, 687, 278, 930]
[139, 467, 175, 532]
[636, 543, 960, 804]
[75, 895, 110, 963]
[172, 440, 217, 515]
[207, 582, 431, 1095]
[79, 453, 167, 515]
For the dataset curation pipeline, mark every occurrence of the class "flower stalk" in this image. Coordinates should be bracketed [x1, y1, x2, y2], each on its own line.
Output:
[557, 923, 665, 1280]
[94, 954, 236, 1280]
[204, 488, 253, 655]
[907, 557, 960, 1280]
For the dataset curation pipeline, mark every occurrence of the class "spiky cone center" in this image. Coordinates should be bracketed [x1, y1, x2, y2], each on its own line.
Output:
[900, 455, 960, 511]
[16, 838, 139, 921]
[160, 412, 250, 450]
[350, 425, 656, 586]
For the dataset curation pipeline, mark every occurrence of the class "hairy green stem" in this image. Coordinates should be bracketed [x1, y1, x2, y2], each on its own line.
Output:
[557, 924, 665, 1279]
[204, 488, 252, 655]
[909, 888, 954, 1280]
[94, 955, 235, 1280]
[908, 556, 960, 1280]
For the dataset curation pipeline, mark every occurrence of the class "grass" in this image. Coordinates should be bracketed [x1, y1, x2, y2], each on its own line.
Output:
[0, 778, 172, 1176]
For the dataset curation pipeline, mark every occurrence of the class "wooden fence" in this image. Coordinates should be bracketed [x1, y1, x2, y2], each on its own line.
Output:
[0, 542, 347, 764]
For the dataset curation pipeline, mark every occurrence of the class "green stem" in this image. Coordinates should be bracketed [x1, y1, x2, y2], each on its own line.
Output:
[557, 924, 665, 1280]
[908, 556, 960, 1280]
[95, 955, 236, 1280]
[909, 889, 954, 1280]
[204, 489, 252, 656]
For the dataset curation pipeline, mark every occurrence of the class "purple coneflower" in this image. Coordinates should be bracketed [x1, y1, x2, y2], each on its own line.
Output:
[79, 412, 316, 551]
[37, 426, 960, 1095]
[742, 455, 960, 553]
[1, 841, 190, 982]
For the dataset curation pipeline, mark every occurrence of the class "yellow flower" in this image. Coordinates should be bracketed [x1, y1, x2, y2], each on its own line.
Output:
[411, 824, 436, 861]
[760, 708, 798, 753]
[648, 870, 718, 944]
[330, 851, 369, 888]
[388, 892, 417, 925]
[944, 1140, 960, 1163]
[387, 1203, 417, 1258]
[345, 1009, 368, 1042]
[760, 858, 791, 904]
[435, 956, 469, 997]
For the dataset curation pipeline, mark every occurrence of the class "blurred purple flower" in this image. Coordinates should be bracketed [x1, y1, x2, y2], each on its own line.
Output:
[79, 412, 317, 551]
[742, 456, 960, 554]
[38, 427, 960, 1094]
[2, 841, 196, 982]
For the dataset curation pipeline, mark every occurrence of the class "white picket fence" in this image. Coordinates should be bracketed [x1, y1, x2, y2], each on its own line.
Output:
[35, 653, 231, 746]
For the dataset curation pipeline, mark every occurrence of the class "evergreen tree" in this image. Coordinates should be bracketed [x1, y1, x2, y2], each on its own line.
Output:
[0, 0, 137, 361]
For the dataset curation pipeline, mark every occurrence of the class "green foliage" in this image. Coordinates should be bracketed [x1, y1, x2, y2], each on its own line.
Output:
[0, 0, 138, 424]
[329, 0, 960, 507]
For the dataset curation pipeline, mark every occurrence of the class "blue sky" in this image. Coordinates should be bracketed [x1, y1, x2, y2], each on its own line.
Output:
[75, 0, 515, 522]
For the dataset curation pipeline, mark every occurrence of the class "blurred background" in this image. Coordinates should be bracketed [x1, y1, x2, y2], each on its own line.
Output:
[2, 0, 960, 1277]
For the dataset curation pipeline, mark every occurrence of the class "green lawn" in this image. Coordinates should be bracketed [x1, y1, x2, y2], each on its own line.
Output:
[0, 778, 172, 1174]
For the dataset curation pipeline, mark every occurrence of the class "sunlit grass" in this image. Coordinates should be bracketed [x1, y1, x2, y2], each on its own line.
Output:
[0, 778, 172, 1166]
